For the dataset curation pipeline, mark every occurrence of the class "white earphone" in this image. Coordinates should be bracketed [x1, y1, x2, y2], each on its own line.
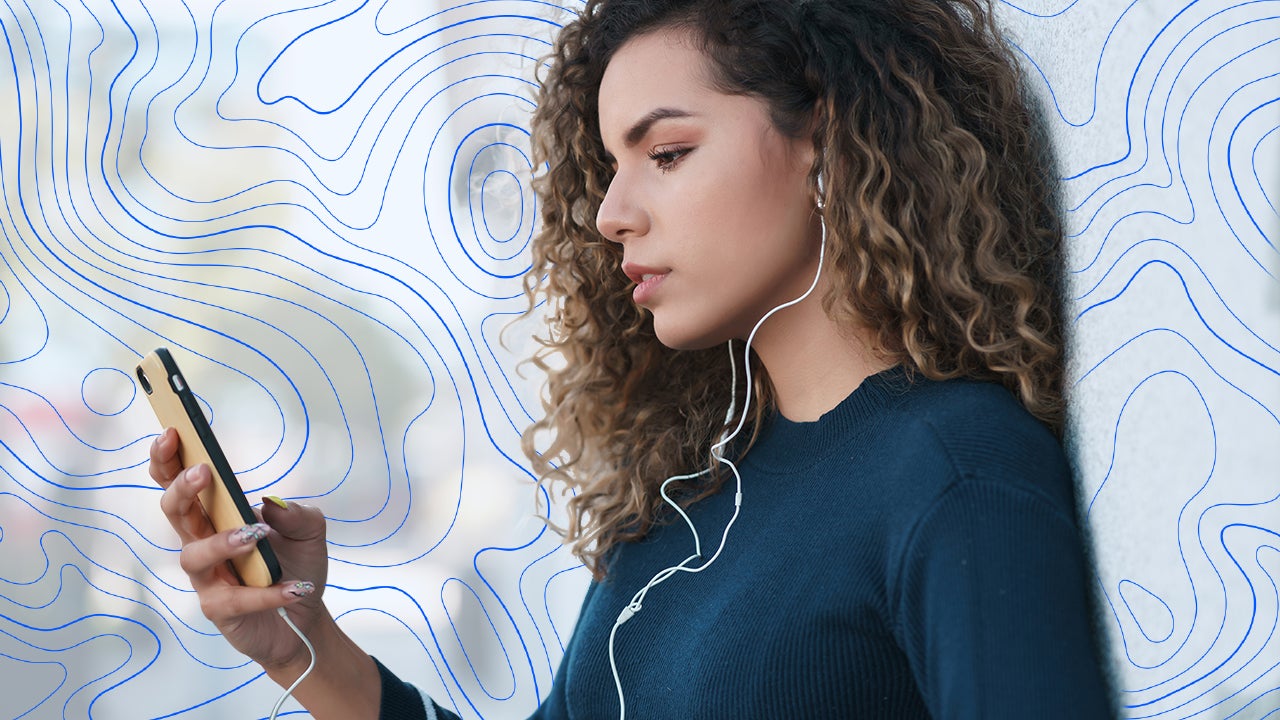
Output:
[607, 172, 827, 719]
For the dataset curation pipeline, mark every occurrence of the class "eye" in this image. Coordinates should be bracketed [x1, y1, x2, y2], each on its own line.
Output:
[647, 145, 692, 173]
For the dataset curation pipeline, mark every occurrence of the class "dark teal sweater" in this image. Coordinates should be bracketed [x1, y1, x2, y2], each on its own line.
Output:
[378, 365, 1114, 719]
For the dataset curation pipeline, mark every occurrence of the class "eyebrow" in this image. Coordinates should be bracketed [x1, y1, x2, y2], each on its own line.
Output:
[603, 107, 697, 159]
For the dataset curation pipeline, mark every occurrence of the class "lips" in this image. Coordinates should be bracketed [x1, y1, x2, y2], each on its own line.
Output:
[621, 262, 669, 285]
[621, 262, 670, 305]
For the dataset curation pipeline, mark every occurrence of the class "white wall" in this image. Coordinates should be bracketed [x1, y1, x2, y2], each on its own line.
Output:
[997, 1, 1280, 716]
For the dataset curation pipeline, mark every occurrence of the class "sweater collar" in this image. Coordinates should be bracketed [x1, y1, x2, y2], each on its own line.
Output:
[742, 363, 914, 472]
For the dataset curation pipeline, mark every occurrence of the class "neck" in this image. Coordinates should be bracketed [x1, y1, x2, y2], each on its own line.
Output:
[745, 291, 891, 423]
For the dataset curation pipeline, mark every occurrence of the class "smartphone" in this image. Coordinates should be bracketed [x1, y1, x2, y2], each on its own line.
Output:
[135, 348, 282, 588]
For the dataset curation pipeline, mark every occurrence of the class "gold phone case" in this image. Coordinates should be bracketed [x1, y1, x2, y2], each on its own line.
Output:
[136, 348, 281, 588]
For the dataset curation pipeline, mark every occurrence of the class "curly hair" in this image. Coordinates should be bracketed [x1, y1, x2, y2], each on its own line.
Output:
[521, 0, 1066, 579]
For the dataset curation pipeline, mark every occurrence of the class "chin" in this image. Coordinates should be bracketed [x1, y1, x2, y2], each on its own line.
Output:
[650, 314, 732, 352]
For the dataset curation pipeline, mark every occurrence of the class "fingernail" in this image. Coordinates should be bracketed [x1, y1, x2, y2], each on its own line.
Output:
[231, 523, 269, 546]
[184, 464, 208, 484]
[285, 581, 316, 599]
[263, 496, 289, 510]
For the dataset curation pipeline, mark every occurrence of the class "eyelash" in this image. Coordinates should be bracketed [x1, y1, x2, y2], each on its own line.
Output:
[647, 146, 692, 173]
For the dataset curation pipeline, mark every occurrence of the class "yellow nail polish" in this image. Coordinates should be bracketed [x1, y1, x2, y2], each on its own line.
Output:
[263, 495, 289, 510]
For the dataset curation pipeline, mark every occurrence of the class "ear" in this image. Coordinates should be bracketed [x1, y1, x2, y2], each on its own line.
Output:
[783, 131, 818, 196]
[791, 134, 817, 175]
[791, 137, 821, 208]
[794, 109, 822, 202]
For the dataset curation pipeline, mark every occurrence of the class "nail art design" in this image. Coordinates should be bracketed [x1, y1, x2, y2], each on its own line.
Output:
[286, 581, 316, 598]
[263, 495, 289, 510]
[232, 523, 269, 546]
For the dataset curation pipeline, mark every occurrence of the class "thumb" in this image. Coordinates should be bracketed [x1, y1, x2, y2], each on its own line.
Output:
[260, 497, 326, 542]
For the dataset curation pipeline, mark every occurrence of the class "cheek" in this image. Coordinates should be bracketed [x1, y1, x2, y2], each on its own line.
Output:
[675, 158, 772, 255]
[725, 181, 810, 268]
[660, 141, 810, 283]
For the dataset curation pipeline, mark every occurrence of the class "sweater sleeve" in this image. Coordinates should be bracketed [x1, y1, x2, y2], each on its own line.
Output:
[892, 479, 1114, 719]
[374, 580, 597, 720]
[374, 657, 460, 720]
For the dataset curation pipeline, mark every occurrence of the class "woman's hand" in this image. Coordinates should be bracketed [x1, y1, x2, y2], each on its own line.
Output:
[149, 427, 384, 719]
[148, 426, 326, 673]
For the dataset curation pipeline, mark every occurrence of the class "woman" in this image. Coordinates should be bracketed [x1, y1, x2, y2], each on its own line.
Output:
[149, 0, 1115, 717]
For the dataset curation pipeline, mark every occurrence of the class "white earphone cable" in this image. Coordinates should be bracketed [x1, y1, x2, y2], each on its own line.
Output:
[268, 606, 317, 720]
[609, 200, 827, 720]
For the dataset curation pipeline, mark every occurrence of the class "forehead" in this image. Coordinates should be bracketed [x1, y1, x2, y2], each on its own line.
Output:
[597, 28, 720, 146]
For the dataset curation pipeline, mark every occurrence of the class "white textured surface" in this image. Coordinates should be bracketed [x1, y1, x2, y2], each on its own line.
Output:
[998, 1, 1280, 717]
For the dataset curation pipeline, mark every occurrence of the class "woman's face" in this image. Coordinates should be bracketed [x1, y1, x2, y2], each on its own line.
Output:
[596, 28, 821, 351]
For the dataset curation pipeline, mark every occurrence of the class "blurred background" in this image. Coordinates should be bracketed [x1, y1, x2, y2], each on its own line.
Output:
[0, 0, 1277, 718]
[0, 0, 589, 717]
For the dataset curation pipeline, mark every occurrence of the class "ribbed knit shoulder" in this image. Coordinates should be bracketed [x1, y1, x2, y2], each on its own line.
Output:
[743, 365, 1072, 509]
[878, 374, 1076, 514]
[865, 379, 1108, 717]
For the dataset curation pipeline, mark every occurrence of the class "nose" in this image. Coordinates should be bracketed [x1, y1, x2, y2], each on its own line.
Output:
[595, 170, 648, 244]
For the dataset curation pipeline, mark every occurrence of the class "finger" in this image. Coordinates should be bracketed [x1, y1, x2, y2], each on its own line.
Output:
[149, 427, 185, 487]
[199, 579, 318, 624]
[259, 497, 326, 543]
[179, 522, 272, 587]
[160, 464, 216, 543]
